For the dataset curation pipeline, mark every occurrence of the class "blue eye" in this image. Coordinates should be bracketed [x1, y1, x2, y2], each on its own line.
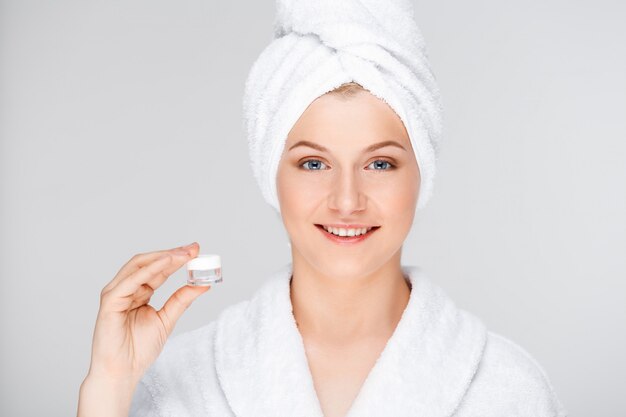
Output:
[367, 160, 395, 170]
[299, 159, 396, 171]
[301, 159, 328, 170]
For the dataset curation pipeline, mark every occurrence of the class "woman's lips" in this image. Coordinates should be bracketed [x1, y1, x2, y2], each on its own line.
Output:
[315, 224, 380, 245]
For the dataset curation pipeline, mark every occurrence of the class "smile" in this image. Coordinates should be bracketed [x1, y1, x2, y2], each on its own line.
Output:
[314, 224, 381, 245]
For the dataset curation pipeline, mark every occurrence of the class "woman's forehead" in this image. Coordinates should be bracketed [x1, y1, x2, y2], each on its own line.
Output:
[287, 92, 410, 146]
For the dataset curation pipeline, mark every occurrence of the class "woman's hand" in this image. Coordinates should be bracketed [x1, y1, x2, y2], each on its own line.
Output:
[77, 242, 210, 417]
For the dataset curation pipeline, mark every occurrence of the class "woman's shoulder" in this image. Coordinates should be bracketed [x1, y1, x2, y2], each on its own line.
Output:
[135, 270, 286, 392]
[130, 299, 251, 417]
[147, 297, 252, 372]
[455, 329, 568, 417]
[165, 298, 252, 350]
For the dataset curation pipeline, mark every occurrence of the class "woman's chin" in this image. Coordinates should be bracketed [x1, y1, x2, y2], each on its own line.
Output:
[308, 259, 381, 281]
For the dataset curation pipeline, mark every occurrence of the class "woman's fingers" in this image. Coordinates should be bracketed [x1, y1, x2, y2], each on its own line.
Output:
[111, 243, 199, 300]
[102, 243, 198, 295]
[102, 243, 200, 301]
[105, 254, 174, 301]
[141, 245, 200, 290]
[127, 283, 155, 311]
[157, 285, 211, 336]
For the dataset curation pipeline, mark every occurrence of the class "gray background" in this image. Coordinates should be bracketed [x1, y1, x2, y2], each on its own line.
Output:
[1, 0, 624, 415]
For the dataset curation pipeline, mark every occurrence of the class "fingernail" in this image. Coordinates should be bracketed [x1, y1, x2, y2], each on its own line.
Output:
[184, 242, 197, 248]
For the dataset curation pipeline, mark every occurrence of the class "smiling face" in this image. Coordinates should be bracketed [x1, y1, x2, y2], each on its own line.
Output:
[276, 86, 421, 279]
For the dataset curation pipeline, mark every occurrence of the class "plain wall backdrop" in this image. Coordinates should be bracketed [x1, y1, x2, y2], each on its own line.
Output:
[1, 0, 624, 415]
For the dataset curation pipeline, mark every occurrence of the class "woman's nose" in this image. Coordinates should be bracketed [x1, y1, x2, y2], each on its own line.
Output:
[327, 170, 367, 214]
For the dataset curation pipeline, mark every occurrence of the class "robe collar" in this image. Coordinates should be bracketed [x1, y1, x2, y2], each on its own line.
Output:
[214, 263, 487, 417]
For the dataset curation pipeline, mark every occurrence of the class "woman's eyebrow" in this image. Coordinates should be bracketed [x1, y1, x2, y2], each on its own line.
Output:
[288, 140, 406, 153]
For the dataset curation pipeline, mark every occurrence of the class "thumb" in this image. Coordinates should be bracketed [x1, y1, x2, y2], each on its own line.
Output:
[157, 285, 210, 335]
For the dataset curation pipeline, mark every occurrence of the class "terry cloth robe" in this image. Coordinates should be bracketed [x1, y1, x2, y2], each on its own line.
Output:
[129, 263, 568, 417]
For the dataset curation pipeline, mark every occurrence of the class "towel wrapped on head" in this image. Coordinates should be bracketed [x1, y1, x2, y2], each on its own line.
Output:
[243, 0, 443, 214]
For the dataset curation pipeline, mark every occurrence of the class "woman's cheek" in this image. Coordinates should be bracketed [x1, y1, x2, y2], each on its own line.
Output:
[377, 175, 417, 214]
[281, 176, 319, 219]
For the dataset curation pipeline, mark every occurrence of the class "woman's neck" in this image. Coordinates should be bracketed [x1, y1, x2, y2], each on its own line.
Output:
[289, 256, 411, 344]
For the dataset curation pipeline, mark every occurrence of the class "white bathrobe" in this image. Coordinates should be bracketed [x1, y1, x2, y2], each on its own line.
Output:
[129, 263, 568, 417]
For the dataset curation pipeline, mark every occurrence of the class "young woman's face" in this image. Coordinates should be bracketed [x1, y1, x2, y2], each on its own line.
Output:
[276, 90, 420, 278]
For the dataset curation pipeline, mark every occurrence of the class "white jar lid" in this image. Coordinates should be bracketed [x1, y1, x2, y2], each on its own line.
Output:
[187, 254, 221, 270]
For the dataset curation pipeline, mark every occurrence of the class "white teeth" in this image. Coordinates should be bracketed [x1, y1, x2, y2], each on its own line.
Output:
[322, 226, 373, 237]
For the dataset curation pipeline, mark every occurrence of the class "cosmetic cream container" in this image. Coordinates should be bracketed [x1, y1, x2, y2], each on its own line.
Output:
[187, 254, 222, 286]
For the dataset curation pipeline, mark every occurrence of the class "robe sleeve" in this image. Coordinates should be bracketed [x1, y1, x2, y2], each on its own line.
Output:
[127, 321, 220, 417]
[129, 377, 160, 417]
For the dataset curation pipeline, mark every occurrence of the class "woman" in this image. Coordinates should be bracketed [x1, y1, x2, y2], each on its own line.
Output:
[77, 1, 568, 417]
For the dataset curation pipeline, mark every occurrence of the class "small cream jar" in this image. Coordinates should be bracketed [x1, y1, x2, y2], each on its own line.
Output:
[186, 254, 222, 286]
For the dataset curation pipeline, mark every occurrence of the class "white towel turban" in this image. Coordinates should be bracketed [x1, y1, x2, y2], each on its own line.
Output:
[243, 0, 443, 215]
